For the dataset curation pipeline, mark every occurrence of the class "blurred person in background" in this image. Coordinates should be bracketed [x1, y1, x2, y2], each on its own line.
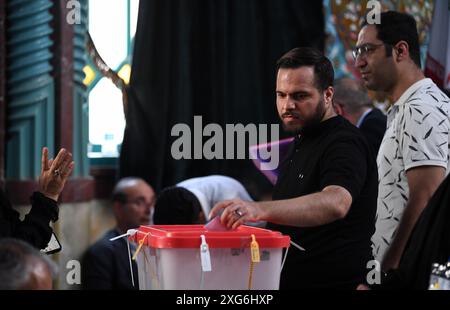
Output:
[0, 238, 58, 290]
[333, 77, 386, 156]
[153, 175, 255, 225]
[81, 177, 155, 290]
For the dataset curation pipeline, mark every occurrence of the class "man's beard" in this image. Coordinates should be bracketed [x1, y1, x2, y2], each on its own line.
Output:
[281, 98, 326, 134]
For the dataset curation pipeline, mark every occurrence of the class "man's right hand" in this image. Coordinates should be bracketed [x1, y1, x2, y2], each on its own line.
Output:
[209, 199, 265, 230]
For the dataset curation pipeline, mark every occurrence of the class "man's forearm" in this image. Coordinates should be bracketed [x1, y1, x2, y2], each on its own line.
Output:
[382, 197, 429, 270]
[383, 166, 447, 271]
[259, 186, 352, 227]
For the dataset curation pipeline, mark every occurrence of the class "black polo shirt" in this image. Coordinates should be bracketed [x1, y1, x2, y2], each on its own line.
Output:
[267, 115, 377, 289]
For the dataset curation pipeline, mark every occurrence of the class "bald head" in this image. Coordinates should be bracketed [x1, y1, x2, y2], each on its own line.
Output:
[334, 78, 372, 113]
[333, 77, 373, 125]
[112, 177, 156, 232]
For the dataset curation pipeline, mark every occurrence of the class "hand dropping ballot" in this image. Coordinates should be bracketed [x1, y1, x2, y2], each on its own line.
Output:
[205, 208, 267, 231]
[205, 209, 238, 231]
[204, 215, 230, 231]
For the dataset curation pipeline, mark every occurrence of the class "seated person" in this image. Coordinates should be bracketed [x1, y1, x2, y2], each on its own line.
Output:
[81, 177, 155, 290]
[153, 175, 260, 225]
[0, 147, 74, 250]
[0, 238, 58, 290]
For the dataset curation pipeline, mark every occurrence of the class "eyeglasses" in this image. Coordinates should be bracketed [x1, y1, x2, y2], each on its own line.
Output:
[352, 43, 385, 60]
[126, 197, 155, 209]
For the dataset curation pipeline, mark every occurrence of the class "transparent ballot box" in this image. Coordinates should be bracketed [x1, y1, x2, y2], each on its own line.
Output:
[129, 225, 290, 290]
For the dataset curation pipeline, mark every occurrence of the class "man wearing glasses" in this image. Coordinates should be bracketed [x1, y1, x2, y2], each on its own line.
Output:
[354, 11, 450, 275]
[82, 177, 155, 290]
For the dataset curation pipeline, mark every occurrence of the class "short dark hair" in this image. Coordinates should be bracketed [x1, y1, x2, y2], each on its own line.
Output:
[362, 11, 421, 68]
[153, 187, 202, 224]
[0, 238, 57, 290]
[276, 47, 334, 91]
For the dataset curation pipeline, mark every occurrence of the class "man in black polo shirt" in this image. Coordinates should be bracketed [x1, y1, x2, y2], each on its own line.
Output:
[210, 47, 378, 289]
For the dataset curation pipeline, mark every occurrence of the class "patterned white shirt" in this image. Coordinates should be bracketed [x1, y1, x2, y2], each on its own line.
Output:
[177, 175, 253, 216]
[372, 78, 450, 262]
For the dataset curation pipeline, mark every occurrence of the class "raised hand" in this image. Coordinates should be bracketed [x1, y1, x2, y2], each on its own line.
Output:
[38, 147, 74, 201]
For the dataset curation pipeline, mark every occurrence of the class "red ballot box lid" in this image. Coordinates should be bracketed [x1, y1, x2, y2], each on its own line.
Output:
[130, 225, 291, 249]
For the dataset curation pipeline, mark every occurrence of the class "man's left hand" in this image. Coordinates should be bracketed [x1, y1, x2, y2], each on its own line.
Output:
[38, 147, 74, 202]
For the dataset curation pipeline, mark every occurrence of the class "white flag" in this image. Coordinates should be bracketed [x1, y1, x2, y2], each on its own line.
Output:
[425, 0, 450, 90]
